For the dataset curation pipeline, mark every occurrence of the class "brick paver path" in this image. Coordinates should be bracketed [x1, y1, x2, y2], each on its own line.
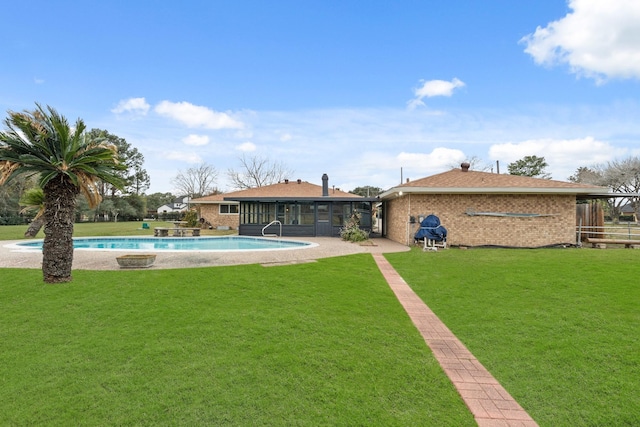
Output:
[373, 254, 538, 427]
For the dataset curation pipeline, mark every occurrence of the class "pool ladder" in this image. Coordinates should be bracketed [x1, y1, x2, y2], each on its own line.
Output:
[262, 220, 282, 237]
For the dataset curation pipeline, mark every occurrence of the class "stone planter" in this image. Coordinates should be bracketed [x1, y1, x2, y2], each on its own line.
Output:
[116, 254, 157, 268]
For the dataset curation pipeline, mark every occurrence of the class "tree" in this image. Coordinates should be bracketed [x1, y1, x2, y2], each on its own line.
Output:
[0, 173, 34, 224]
[145, 192, 175, 212]
[449, 156, 493, 172]
[507, 155, 551, 179]
[19, 187, 45, 237]
[599, 157, 640, 223]
[172, 163, 218, 198]
[350, 186, 383, 197]
[227, 154, 294, 189]
[87, 129, 150, 196]
[0, 104, 125, 283]
[568, 166, 602, 184]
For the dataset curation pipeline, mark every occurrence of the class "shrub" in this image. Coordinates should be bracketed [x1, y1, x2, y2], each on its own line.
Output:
[340, 211, 369, 242]
[183, 209, 199, 227]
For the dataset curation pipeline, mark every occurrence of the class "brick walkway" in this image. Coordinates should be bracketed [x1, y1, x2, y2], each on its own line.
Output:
[372, 254, 538, 427]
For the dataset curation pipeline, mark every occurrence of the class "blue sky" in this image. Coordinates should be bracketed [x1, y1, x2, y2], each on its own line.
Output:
[3, 0, 640, 194]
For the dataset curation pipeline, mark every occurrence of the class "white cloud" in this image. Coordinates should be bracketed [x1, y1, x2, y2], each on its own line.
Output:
[182, 134, 209, 146]
[112, 97, 150, 115]
[521, 0, 640, 81]
[489, 137, 625, 179]
[408, 78, 465, 109]
[236, 141, 256, 152]
[155, 100, 243, 129]
[34, 78, 44, 85]
[397, 147, 466, 170]
[164, 151, 203, 163]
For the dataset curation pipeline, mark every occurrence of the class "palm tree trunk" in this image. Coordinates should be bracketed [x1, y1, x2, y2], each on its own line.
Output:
[42, 178, 79, 283]
[24, 217, 44, 238]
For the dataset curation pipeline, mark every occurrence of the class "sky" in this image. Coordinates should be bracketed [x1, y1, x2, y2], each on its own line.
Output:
[3, 0, 640, 194]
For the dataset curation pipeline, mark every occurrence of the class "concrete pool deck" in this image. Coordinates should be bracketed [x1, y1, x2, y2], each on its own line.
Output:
[0, 236, 410, 270]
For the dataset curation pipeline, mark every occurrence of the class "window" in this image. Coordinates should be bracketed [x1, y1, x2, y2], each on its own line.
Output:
[332, 202, 351, 226]
[278, 203, 300, 224]
[240, 202, 258, 224]
[260, 203, 276, 224]
[299, 202, 315, 225]
[219, 204, 239, 214]
[354, 202, 372, 227]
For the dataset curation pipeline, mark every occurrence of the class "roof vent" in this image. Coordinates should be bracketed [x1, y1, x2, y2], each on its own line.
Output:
[461, 162, 470, 172]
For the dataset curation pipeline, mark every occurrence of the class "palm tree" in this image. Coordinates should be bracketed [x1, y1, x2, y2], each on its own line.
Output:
[0, 104, 124, 283]
[19, 186, 45, 238]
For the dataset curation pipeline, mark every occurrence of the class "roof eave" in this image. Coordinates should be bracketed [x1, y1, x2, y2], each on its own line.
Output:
[379, 186, 609, 199]
[190, 200, 238, 204]
[224, 196, 372, 202]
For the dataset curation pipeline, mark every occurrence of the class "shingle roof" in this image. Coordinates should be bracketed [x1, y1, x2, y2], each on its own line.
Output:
[192, 180, 362, 203]
[380, 168, 608, 199]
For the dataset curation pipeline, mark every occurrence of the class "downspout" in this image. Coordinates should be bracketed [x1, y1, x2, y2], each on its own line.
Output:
[406, 193, 412, 246]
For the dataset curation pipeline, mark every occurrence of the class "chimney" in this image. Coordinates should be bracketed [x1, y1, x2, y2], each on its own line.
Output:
[284, 179, 289, 184]
[322, 173, 329, 196]
[461, 162, 470, 172]
[297, 179, 301, 184]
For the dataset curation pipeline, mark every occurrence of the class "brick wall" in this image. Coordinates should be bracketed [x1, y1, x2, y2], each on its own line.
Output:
[386, 193, 576, 247]
[198, 204, 239, 229]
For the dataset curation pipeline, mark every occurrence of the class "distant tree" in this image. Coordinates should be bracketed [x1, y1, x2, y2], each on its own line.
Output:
[0, 176, 30, 224]
[123, 193, 146, 220]
[87, 129, 150, 196]
[146, 192, 176, 211]
[568, 166, 603, 184]
[227, 154, 294, 189]
[172, 163, 218, 198]
[600, 157, 640, 223]
[96, 199, 117, 221]
[449, 156, 493, 172]
[350, 186, 383, 197]
[508, 155, 551, 179]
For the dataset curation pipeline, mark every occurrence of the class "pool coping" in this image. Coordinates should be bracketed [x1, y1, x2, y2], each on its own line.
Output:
[5, 235, 319, 253]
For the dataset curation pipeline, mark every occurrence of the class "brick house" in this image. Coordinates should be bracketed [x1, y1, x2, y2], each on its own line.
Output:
[188, 193, 240, 230]
[379, 164, 607, 248]
[192, 174, 376, 237]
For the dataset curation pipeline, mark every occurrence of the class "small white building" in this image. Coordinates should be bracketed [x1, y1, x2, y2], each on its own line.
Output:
[157, 196, 191, 215]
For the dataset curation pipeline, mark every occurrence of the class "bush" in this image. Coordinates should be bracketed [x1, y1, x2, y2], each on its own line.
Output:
[183, 210, 199, 227]
[340, 212, 370, 242]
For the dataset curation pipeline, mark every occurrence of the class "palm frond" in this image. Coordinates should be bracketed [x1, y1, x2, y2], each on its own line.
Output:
[1, 104, 125, 196]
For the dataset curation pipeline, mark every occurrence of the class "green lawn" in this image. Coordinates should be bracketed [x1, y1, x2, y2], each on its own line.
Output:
[0, 254, 474, 426]
[386, 248, 640, 426]
[1, 222, 638, 425]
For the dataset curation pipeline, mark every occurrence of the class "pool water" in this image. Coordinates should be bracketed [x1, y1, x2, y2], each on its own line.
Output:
[13, 236, 315, 252]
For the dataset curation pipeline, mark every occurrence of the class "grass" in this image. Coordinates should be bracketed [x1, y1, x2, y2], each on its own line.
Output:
[386, 248, 640, 426]
[0, 254, 474, 426]
[1, 222, 639, 425]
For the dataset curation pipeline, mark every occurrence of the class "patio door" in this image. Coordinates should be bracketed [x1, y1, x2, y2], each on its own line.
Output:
[315, 203, 331, 236]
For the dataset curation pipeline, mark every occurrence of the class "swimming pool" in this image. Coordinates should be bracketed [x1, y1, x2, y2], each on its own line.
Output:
[11, 236, 316, 252]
